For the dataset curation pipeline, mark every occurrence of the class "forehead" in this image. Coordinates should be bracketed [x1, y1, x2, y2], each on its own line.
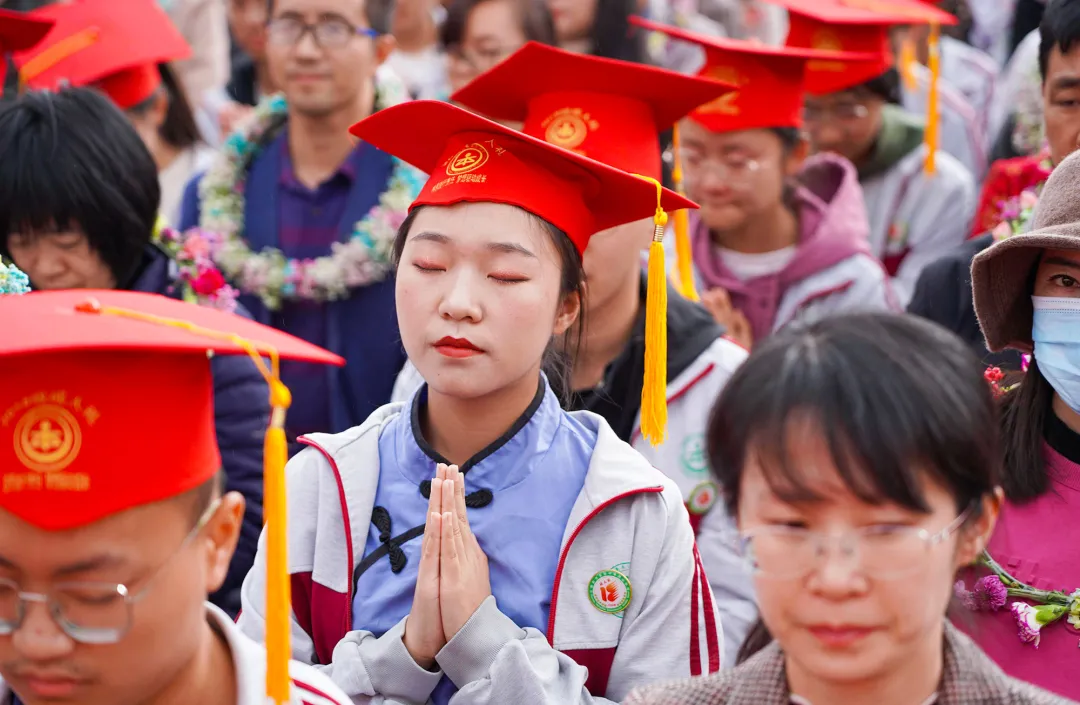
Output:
[273, 0, 365, 19]
[1038, 247, 1080, 268]
[408, 202, 554, 251]
[1047, 43, 1080, 82]
[680, 122, 778, 151]
[466, 0, 518, 35]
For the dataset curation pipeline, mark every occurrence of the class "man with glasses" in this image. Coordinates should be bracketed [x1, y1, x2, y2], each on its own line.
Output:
[179, 0, 422, 447]
[0, 289, 349, 705]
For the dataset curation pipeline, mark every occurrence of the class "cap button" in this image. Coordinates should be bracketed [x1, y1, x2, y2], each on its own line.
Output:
[74, 297, 102, 314]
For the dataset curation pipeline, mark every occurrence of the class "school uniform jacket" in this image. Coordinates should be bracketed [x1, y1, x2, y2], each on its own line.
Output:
[621, 622, 1078, 705]
[238, 403, 724, 704]
[939, 35, 998, 148]
[0, 605, 352, 705]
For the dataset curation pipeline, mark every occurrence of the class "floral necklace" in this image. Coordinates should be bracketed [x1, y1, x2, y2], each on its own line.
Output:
[0, 257, 29, 295]
[190, 73, 425, 311]
[991, 155, 1052, 243]
[957, 551, 1080, 648]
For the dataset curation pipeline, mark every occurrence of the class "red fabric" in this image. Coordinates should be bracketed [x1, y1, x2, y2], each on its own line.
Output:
[561, 648, 617, 696]
[0, 8, 53, 53]
[971, 154, 1051, 237]
[350, 100, 695, 255]
[690, 546, 702, 676]
[451, 41, 735, 180]
[694, 543, 722, 673]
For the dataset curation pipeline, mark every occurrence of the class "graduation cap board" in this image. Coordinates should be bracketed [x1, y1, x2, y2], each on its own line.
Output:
[0, 289, 342, 705]
[351, 98, 695, 446]
[0, 9, 53, 90]
[16, 0, 190, 109]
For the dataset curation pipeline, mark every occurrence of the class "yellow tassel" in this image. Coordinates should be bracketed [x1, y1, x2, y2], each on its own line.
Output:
[899, 33, 918, 93]
[670, 124, 698, 302]
[924, 22, 940, 175]
[73, 300, 293, 705]
[19, 26, 99, 84]
[631, 175, 669, 447]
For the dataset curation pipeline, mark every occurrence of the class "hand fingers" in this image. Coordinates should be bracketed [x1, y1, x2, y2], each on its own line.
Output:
[450, 465, 471, 538]
[437, 463, 447, 481]
[441, 475, 459, 541]
[430, 477, 443, 517]
[703, 287, 732, 312]
[419, 510, 441, 576]
[440, 510, 459, 578]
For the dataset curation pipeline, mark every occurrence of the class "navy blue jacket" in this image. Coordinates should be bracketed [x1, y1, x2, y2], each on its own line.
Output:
[178, 135, 406, 436]
[127, 245, 268, 617]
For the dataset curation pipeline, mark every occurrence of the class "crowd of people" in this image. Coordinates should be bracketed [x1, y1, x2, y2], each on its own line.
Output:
[0, 0, 1077, 703]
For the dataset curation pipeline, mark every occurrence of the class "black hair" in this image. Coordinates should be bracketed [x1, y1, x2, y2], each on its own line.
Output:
[999, 361, 1056, 501]
[769, 127, 802, 153]
[392, 205, 586, 402]
[440, 0, 556, 49]
[711, 314, 1001, 663]
[0, 88, 160, 286]
[266, 0, 396, 34]
[858, 68, 902, 105]
[708, 313, 999, 520]
[589, 0, 646, 63]
[938, 0, 974, 42]
[1040, 0, 1080, 82]
[127, 64, 201, 151]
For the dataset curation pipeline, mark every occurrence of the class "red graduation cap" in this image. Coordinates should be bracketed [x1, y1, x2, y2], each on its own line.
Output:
[763, 0, 956, 94]
[15, 0, 191, 109]
[449, 41, 736, 180]
[351, 99, 696, 254]
[0, 289, 342, 531]
[630, 16, 878, 133]
[0, 9, 53, 54]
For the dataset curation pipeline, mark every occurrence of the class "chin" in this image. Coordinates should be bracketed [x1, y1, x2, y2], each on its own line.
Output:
[787, 631, 894, 684]
[416, 359, 502, 401]
[700, 205, 748, 233]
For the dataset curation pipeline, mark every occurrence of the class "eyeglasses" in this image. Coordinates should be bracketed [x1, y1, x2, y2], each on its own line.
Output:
[676, 147, 762, 180]
[267, 16, 378, 49]
[0, 501, 219, 645]
[738, 505, 973, 581]
[802, 102, 870, 124]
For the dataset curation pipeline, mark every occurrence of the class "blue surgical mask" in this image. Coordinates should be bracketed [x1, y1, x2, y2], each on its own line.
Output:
[1032, 296, 1080, 413]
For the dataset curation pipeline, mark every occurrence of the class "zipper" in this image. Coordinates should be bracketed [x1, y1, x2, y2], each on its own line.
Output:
[545, 486, 664, 643]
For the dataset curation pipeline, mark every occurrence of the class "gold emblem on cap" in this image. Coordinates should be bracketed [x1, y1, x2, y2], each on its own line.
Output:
[706, 65, 747, 87]
[446, 143, 490, 176]
[14, 403, 82, 473]
[546, 114, 588, 150]
[698, 91, 741, 117]
[811, 29, 843, 52]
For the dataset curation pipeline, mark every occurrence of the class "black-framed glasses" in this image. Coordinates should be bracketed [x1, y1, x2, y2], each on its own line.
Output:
[738, 505, 974, 581]
[0, 500, 219, 645]
[267, 16, 378, 48]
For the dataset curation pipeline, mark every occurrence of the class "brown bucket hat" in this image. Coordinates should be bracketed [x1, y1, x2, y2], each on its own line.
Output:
[972, 149, 1080, 354]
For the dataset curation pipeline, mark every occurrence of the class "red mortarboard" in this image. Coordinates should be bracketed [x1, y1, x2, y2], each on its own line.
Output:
[764, 0, 956, 94]
[449, 41, 736, 180]
[0, 289, 342, 531]
[0, 9, 53, 54]
[351, 99, 696, 254]
[630, 16, 878, 133]
[15, 0, 190, 109]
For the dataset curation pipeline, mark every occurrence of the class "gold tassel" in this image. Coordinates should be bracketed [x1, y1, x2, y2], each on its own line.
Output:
[19, 26, 99, 84]
[670, 123, 699, 302]
[924, 22, 940, 175]
[72, 300, 293, 705]
[899, 33, 917, 92]
[631, 175, 669, 447]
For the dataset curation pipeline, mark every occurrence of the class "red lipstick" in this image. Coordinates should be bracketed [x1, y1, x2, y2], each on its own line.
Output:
[434, 336, 483, 358]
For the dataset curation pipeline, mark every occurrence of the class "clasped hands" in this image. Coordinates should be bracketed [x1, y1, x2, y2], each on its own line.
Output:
[402, 463, 492, 670]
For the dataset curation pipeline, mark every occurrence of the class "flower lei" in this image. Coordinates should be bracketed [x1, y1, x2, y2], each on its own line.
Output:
[155, 224, 240, 313]
[991, 156, 1051, 243]
[193, 73, 425, 311]
[957, 551, 1080, 648]
[0, 257, 30, 295]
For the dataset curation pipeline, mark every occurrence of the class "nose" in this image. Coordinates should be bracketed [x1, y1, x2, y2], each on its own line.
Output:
[10, 600, 76, 661]
[293, 27, 322, 59]
[805, 535, 869, 598]
[438, 271, 483, 323]
[807, 123, 845, 155]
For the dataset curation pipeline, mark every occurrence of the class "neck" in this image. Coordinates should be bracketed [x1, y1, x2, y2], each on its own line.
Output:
[560, 37, 593, 55]
[151, 618, 236, 705]
[1053, 394, 1080, 435]
[396, 14, 438, 53]
[572, 269, 641, 390]
[254, 60, 276, 97]
[423, 373, 540, 465]
[150, 136, 182, 172]
[785, 623, 943, 705]
[287, 85, 374, 188]
[710, 203, 799, 254]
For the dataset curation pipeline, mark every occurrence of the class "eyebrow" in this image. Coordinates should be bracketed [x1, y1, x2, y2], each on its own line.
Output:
[0, 553, 127, 578]
[411, 231, 537, 259]
[1051, 76, 1080, 92]
[1043, 255, 1080, 270]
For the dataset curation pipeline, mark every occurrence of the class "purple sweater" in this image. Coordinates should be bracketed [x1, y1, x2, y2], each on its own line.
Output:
[959, 431, 1080, 701]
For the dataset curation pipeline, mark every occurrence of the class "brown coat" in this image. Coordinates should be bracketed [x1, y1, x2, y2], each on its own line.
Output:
[624, 622, 1078, 705]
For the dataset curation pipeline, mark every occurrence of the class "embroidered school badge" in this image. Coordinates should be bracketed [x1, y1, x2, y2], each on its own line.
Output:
[588, 569, 632, 615]
[687, 481, 718, 515]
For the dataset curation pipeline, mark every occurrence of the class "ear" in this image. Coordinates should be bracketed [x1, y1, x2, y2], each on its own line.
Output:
[552, 288, 581, 337]
[783, 136, 810, 179]
[374, 34, 397, 65]
[954, 488, 1003, 567]
[201, 491, 245, 594]
[150, 89, 170, 129]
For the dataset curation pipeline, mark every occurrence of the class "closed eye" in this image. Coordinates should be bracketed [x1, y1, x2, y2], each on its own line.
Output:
[489, 274, 528, 284]
[412, 263, 444, 273]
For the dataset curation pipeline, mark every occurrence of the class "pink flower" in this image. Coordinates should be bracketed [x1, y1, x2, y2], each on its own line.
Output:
[191, 267, 227, 295]
[992, 221, 1013, 241]
[974, 576, 1008, 611]
[1020, 189, 1040, 210]
[954, 580, 978, 611]
[1011, 602, 1067, 648]
[181, 234, 210, 260]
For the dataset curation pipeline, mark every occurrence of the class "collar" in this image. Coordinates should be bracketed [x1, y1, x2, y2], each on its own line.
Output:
[278, 129, 363, 189]
[858, 104, 925, 181]
[396, 378, 553, 491]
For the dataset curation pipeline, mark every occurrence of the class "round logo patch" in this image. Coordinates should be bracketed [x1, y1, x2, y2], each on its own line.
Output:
[545, 114, 588, 150]
[588, 569, 632, 614]
[445, 143, 489, 175]
[687, 481, 718, 515]
[14, 403, 82, 473]
[680, 434, 707, 477]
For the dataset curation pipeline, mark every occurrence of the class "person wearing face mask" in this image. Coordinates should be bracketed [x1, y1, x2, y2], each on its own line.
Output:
[963, 148, 1080, 702]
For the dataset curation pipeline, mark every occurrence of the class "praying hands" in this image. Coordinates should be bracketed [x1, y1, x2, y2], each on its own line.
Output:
[402, 463, 492, 670]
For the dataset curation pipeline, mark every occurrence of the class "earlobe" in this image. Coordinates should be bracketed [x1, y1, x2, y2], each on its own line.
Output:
[203, 492, 245, 594]
[553, 291, 581, 337]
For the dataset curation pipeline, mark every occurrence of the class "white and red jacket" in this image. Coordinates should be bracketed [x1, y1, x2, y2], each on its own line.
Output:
[238, 404, 723, 704]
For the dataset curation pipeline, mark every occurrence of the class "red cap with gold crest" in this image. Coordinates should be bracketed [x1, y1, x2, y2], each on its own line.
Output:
[449, 41, 736, 180]
[0, 9, 53, 54]
[352, 99, 694, 448]
[15, 0, 190, 110]
[629, 16, 879, 133]
[762, 0, 956, 94]
[0, 289, 342, 530]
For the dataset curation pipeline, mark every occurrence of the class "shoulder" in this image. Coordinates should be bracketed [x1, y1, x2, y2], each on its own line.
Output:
[585, 416, 687, 512]
[287, 663, 352, 705]
[670, 336, 748, 398]
[895, 148, 973, 195]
